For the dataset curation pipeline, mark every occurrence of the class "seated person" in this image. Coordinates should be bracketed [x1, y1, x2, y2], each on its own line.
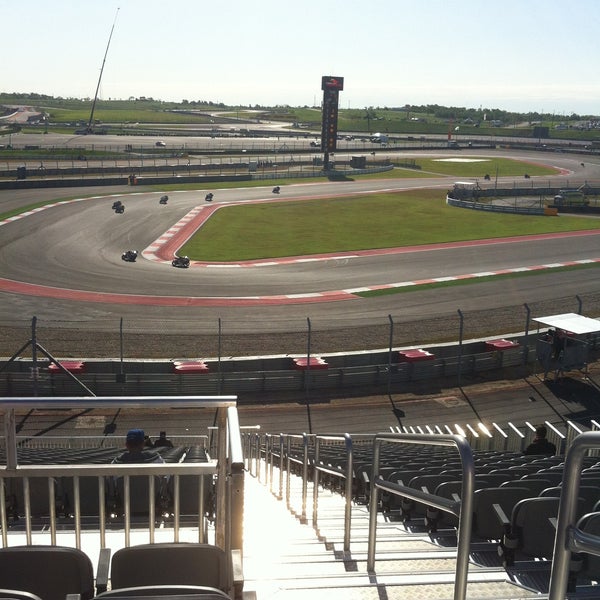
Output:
[524, 425, 557, 456]
[110, 429, 167, 513]
[153, 431, 174, 448]
[114, 429, 165, 464]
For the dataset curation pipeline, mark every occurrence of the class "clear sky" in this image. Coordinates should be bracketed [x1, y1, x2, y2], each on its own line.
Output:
[2, 0, 599, 115]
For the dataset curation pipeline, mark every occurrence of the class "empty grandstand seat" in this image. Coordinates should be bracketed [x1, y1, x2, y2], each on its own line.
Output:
[539, 486, 598, 515]
[471, 486, 532, 541]
[498, 494, 598, 567]
[499, 496, 560, 566]
[523, 470, 564, 485]
[95, 584, 230, 599]
[0, 546, 95, 600]
[0, 591, 43, 600]
[107, 542, 241, 597]
[62, 475, 105, 517]
[500, 478, 554, 496]
[8, 476, 65, 519]
[575, 512, 600, 584]
[113, 475, 169, 517]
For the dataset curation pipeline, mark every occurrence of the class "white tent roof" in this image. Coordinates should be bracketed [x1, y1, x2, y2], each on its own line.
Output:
[532, 313, 600, 335]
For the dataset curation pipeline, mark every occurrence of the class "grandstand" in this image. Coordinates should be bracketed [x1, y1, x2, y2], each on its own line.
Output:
[1, 387, 600, 599]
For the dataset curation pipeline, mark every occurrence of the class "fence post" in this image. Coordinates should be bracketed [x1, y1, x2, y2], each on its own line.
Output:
[523, 304, 531, 367]
[457, 309, 464, 387]
[305, 317, 313, 434]
[218, 318, 222, 395]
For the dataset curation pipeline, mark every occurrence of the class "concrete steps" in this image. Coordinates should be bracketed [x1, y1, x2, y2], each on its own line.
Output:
[241, 470, 542, 600]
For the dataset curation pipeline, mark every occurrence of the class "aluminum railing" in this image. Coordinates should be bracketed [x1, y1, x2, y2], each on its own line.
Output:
[0, 395, 244, 553]
[548, 430, 600, 599]
[367, 433, 475, 600]
[312, 433, 355, 552]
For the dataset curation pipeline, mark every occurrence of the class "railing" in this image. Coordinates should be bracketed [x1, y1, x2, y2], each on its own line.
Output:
[548, 430, 600, 599]
[0, 395, 244, 554]
[312, 433, 356, 553]
[283, 433, 312, 523]
[367, 433, 474, 600]
[4, 434, 210, 450]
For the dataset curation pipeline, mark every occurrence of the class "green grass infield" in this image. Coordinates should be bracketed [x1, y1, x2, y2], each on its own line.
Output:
[179, 189, 600, 262]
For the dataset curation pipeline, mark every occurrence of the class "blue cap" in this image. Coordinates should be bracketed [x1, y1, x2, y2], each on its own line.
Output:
[126, 429, 145, 444]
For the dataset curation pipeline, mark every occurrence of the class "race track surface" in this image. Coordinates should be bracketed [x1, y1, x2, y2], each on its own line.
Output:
[1, 151, 600, 346]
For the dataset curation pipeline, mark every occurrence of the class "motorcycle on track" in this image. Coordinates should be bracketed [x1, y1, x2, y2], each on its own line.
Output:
[171, 256, 190, 269]
[205, 193, 214, 202]
[112, 200, 125, 213]
[121, 250, 138, 262]
[159, 195, 168, 205]
[272, 186, 281, 194]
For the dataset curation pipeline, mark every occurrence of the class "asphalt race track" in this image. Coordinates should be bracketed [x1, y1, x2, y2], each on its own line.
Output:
[1, 150, 600, 344]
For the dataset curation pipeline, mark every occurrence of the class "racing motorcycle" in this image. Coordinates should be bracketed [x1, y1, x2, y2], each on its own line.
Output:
[112, 200, 125, 213]
[172, 256, 190, 269]
[205, 193, 214, 202]
[272, 186, 281, 194]
[159, 195, 168, 205]
[121, 250, 138, 262]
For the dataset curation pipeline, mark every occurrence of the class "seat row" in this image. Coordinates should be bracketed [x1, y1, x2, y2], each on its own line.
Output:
[2, 446, 213, 521]
[0, 541, 242, 600]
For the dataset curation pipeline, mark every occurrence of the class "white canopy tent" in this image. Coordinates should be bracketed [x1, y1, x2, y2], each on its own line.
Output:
[532, 313, 600, 335]
[532, 313, 599, 377]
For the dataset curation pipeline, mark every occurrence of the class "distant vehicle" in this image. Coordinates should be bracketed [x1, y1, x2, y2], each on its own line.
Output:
[121, 250, 137, 262]
[310, 139, 321, 147]
[172, 256, 190, 269]
[272, 186, 280, 194]
[159, 195, 168, 205]
[155, 141, 166, 147]
[112, 200, 125, 213]
[553, 189, 588, 206]
[370, 133, 388, 144]
[205, 193, 214, 202]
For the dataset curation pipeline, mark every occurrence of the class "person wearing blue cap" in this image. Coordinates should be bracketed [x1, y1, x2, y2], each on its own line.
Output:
[114, 429, 165, 464]
[109, 429, 168, 516]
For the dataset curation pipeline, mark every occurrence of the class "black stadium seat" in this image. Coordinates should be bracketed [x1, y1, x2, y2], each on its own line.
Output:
[106, 542, 241, 597]
[0, 545, 95, 600]
[95, 584, 230, 599]
[0, 591, 43, 600]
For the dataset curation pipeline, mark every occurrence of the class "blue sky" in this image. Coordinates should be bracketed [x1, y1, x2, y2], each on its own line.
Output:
[2, 0, 599, 115]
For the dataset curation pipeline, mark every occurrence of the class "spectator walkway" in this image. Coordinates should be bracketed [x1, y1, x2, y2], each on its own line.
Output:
[241, 470, 540, 600]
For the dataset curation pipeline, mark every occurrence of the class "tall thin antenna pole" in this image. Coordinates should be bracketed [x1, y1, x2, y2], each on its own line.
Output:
[87, 7, 119, 133]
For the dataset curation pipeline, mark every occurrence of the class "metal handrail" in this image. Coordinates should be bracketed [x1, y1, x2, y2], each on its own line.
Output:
[312, 433, 354, 552]
[0, 461, 217, 548]
[548, 431, 600, 599]
[367, 433, 475, 600]
[0, 395, 242, 554]
[282, 433, 313, 522]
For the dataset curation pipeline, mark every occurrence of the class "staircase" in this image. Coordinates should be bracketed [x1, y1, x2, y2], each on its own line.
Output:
[241, 468, 542, 600]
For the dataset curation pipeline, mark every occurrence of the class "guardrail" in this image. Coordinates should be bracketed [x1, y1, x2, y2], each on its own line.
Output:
[0, 339, 536, 397]
[549, 430, 600, 599]
[246, 425, 600, 600]
[0, 395, 244, 553]
[367, 433, 474, 600]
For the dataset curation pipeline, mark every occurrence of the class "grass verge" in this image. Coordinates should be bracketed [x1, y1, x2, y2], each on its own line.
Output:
[179, 189, 600, 261]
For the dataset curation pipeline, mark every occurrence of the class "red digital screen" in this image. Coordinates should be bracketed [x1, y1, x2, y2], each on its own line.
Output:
[321, 76, 344, 91]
